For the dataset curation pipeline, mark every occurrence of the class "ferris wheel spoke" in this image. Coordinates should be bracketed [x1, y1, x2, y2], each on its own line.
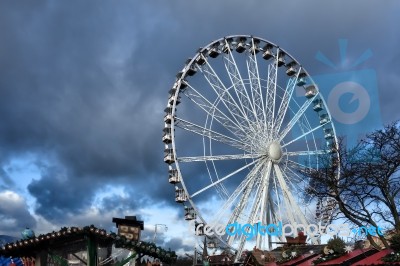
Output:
[241, 169, 264, 225]
[230, 162, 271, 256]
[205, 161, 229, 200]
[274, 164, 308, 226]
[285, 150, 329, 156]
[247, 39, 266, 124]
[280, 166, 305, 196]
[223, 40, 258, 123]
[226, 178, 262, 247]
[183, 84, 248, 138]
[234, 196, 262, 259]
[190, 158, 260, 198]
[207, 158, 230, 199]
[210, 161, 265, 226]
[224, 40, 257, 121]
[271, 172, 283, 224]
[282, 123, 324, 148]
[275, 170, 296, 225]
[278, 94, 318, 141]
[174, 117, 250, 152]
[285, 166, 307, 188]
[201, 60, 254, 131]
[177, 153, 260, 163]
[234, 163, 272, 262]
[274, 68, 302, 137]
[296, 115, 320, 157]
[264, 61, 278, 138]
[266, 197, 285, 246]
[226, 176, 259, 246]
[263, 195, 286, 248]
[224, 161, 266, 223]
[256, 161, 272, 247]
[286, 159, 312, 172]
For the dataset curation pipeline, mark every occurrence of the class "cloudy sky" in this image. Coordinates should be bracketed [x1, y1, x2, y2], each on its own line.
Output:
[0, 0, 400, 255]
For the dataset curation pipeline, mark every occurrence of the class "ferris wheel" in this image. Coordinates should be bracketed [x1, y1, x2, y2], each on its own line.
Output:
[162, 35, 338, 260]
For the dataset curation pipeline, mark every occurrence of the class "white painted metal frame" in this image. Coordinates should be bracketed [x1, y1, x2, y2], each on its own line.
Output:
[163, 35, 339, 261]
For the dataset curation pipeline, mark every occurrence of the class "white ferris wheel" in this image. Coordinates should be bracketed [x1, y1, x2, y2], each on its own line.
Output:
[162, 35, 339, 260]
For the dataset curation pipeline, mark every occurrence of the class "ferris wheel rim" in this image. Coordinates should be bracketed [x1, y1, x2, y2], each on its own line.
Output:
[164, 35, 339, 258]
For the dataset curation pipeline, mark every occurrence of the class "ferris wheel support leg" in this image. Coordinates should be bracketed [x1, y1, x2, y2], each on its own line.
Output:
[234, 162, 272, 262]
[274, 164, 309, 230]
[267, 208, 272, 251]
[256, 167, 270, 249]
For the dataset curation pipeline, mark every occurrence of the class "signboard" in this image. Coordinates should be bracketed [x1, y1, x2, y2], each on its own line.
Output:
[118, 225, 141, 241]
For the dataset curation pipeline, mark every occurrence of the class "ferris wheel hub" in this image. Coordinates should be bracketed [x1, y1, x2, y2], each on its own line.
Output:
[268, 141, 282, 162]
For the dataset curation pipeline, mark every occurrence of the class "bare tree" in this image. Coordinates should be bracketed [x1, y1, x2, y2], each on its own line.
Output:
[302, 121, 400, 249]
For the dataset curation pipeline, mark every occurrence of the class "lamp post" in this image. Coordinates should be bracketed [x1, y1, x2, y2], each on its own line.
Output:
[153, 224, 168, 243]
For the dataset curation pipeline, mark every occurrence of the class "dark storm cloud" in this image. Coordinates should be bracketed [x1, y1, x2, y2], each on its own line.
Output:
[100, 193, 138, 214]
[0, 0, 399, 239]
[163, 237, 193, 253]
[98, 185, 156, 216]
[0, 1, 181, 220]
[27, 165, 96, 222]
[0, 191, 36, 237]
